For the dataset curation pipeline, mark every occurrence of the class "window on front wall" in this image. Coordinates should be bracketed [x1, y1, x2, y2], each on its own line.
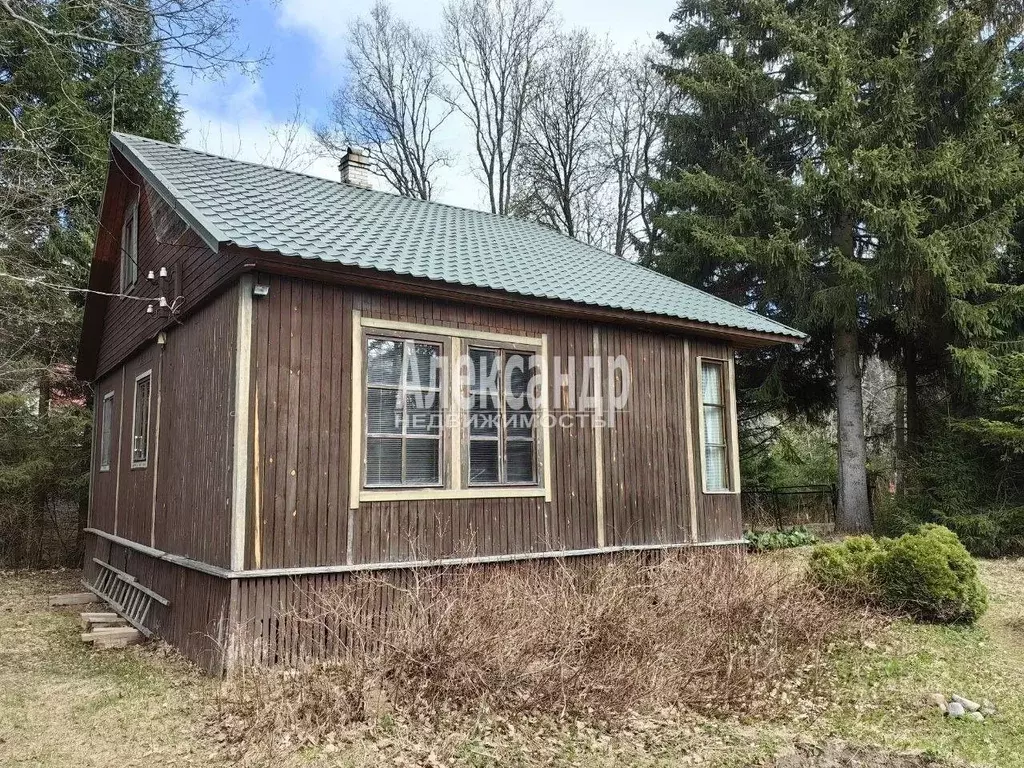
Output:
[467, 347, 539, 486]
[700, 360, 730, 492]
[121, 201, 138, 292]
[99, 391, 114, 472]
[131, 371, 152, 468]
[364, 336, 444, 487]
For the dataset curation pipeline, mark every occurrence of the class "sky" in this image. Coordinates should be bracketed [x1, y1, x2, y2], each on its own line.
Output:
[177, 0, 676, 211]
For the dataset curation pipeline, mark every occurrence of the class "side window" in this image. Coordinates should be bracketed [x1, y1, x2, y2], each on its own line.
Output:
[120, 201, 138, 292]
[131, 371, 152, 468]
[467, 348, 539, 486]
[700, 360, 730, 492]
[99, 391, 114, 472]
[363, 336, 443, 487]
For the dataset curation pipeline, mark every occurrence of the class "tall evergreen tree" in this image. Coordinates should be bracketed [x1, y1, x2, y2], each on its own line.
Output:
[0, 1, 181, 564]
[652, 0, 1024, 531]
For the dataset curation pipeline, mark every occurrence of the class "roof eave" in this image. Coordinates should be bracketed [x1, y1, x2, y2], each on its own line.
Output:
[110, 133, 227, 253]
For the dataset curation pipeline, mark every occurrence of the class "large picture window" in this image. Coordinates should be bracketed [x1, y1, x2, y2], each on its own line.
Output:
[131, 371, 152, 468]
[352, 315, 550, 505]
[364, 336, 443, 487]
[467, 347, 539, 486]
[700, 360, 730, 492]
[99, 391, 114, 472]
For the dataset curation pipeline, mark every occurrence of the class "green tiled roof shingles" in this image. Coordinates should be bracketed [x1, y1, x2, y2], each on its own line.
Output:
[112, 133, 804, 340]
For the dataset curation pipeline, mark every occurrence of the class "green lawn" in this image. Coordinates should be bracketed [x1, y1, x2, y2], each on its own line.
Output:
[1, 559, 1022, 767]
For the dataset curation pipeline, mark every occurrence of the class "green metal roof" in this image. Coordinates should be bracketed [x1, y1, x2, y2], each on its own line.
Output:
[112, 133, 804, 340]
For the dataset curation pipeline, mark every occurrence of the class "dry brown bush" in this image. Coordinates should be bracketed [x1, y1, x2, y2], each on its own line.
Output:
[217, 551, 865, 750]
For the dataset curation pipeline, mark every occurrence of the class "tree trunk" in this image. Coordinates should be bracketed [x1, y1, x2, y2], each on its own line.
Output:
[894, 362, 906, 496]
[905, 340, 920, 448]
[834, 326, 871, 532]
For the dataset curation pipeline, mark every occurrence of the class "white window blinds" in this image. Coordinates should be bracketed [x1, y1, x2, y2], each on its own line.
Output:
[701, 361, 729, 492]
[364, 337, 443, 487]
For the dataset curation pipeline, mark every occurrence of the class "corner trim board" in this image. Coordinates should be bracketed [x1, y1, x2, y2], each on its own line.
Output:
[592, 327, 606, 547]
[230, 275, 254, 571]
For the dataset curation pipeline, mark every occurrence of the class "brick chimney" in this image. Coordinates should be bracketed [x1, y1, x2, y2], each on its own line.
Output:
[339, 147, 372, 189]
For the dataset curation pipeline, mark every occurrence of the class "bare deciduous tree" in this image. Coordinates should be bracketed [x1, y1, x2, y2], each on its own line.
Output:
[317, 1, 451, 200]
[513, 29, 610, 241]
[1, 0, 264, 77]
[440, 0, 553, 215]
[602, 47, 675, 258]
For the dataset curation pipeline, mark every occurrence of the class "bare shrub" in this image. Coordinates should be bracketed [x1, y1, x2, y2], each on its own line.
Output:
[217, 551, 863, 748]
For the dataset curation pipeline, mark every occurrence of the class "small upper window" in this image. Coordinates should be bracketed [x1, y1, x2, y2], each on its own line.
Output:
[131, 371, 152, 468]
[467, 347, 539, 486]
[99, 391, 114, 472]
[120, 202, 138, 292]
[363, 336, 443, 487]
[700, 360, 730, 492]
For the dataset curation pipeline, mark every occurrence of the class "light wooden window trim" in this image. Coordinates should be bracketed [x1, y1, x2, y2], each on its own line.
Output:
[695, 355, 740, 495]
[351, 314, 551, 507]
[99, 391, 114, 472]
[130, 369, 152, 470]
[120, 200, 139, 293]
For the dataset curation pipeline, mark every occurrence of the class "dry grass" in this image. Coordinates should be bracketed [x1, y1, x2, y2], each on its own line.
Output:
[0, 569, 222, 767]
[216, 551, 866, 755]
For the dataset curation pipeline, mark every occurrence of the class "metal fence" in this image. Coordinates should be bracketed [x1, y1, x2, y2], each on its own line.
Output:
[741, 484, 837, 531]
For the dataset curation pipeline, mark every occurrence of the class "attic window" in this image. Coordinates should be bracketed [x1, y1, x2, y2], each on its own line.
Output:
[120, 201, 138, 293]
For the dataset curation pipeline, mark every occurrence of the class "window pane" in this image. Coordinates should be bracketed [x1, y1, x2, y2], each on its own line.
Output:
[366, 338, 403, 385]
[406, 391, 440, 435]
[133, 375, 150, 463]
[705, 445, 728, 491]
[406, 342, 441, 389]
[367, 387, 401, 433]
[505, 410, 533, 438]
[506, 441, 535, 483]
[701, 362, 723, 405]
[469, 440, 500, 484]
[100, 397, 113, 469]
[469, 348, 498, 393]
[366, 437, 403, 486]
[506, 354, 532, 397]
[703, 404, 725, 445]
[469, 392, 499, 436]
[405, 438, 440, 484]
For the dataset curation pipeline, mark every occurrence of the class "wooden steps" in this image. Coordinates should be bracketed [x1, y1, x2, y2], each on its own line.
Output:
[80, 625, 143, 649]
[48, 592, 98, 607]
[79, 612, 128, 632]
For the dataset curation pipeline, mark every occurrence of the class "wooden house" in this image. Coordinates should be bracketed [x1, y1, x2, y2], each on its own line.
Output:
[76, 134, 805, 672]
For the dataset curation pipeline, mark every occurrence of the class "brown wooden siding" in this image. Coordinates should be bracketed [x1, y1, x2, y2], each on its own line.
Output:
[92, 158, 243, 380]
[153, 288, 237, 566]
[85, 533, 232, 674]
[114, 347, 160, 545]
[597, 325, 697, 547]
[89, 369, 122, 534]
[248, 277, 602, 569]
[247, 275, 738, 571]
[88, 288, 238, 566]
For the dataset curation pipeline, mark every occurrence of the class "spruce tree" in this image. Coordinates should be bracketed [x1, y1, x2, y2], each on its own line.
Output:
[0, 1, 181, 564]
[652, 0, 1024, 532]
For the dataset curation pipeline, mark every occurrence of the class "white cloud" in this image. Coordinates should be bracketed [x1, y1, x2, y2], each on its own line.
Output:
[178, 0, 678, 210]
[179, 76, 339, 180]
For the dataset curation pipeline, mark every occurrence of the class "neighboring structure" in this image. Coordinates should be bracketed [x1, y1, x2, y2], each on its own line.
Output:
[77, 134, 805, 672]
